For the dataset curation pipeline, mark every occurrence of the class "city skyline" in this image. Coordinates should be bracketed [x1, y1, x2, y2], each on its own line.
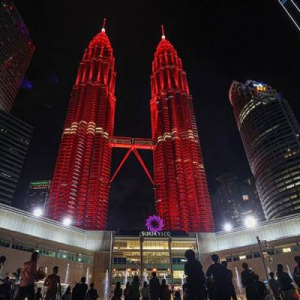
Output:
[11, 0, 300, 230]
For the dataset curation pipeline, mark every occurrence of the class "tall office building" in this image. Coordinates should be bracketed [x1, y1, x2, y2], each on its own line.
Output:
[0, 110, 33, 205]
[212, 173, 264, 230]
[48, 25, 214, 232]
[278, 0, 300, 31]
[150, 32, 214, 232]
[0, 0, 35, 112]
[47, 26, 117, 229]
[25, 180, 51, 212]
[229, 80, 300, 220]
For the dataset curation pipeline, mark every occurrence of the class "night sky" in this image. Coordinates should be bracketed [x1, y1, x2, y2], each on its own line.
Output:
[11, 0, 300, 230]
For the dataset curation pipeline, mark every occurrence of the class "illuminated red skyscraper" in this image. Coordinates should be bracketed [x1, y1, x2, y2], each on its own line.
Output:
[47, 22, 116, 229]
[48, 24, 214, 232]
[150, 29, 214, 232]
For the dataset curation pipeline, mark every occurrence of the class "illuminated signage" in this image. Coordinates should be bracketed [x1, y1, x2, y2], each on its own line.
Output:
[140, 231, 171, 237]
[146, 215, 164, 232]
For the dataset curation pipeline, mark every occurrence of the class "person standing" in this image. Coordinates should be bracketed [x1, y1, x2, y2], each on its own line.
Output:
[277, 264, 295, 300]
[141, 282, 150, 300]
[44, 266, 61, 300]
[221, 261, 237, 300]
[159, 279, 170, 300]
[184, 250, 206, 300]
[206, 254, 231, 300]
[268, 272, 282, 300]
[149, 272, 160, 300]
[0, 256, 6, 279]
[293, 256, 300, 288]
[0, 277, 11, 300]
[72, 277, 88, 300]
[86, 283, 98, 300]
[241, 263, 259, 300]
[35, 288, 43, 300]
[113, 282, 122, 300]
[123, 282, 131, 300]
[62, 286, 72, 300]
[130, 276, 140, 300]
[255, 275, 267, 300]
[18, 251, 41, 300]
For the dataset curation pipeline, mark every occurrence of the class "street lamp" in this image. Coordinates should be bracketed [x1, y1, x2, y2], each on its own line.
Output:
[223, 223, 233, 232]
[244, 216, 257, 228]
[33, 208, 43, 217]
[62, 217, 72, 226]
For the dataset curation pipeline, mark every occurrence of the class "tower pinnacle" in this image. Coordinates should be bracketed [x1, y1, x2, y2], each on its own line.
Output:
[161, 25, 165, 39]
[102, 18, 107, 32]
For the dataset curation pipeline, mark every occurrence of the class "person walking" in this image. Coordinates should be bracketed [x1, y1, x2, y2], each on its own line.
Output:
[44, 266, 61, 300]
[268, 272, 282, 300]
[149, 272, 160, 300]
[141, 282, 150, 300]
[241, 263, 259, 300]
[62, 287, 72, 300]
[130, 276, 140, 300]
[206, 254, 231, 300]
[255, 275, 267, 300]
[0, 277, 11, 300]
[72, 277, 88, 300]
[113, 282, 122, 300]
[221, 261, 237, 300]
[159, 279, 170, 300]
[184, 249, 206, 300]
[18, 251, 41, 300]
[86, 283, 98, 300]
[277, 264, 295, 300]
[123, 282, 131, 300]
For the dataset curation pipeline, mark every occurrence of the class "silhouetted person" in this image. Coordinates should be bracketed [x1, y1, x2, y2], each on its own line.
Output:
[113, 282, 122, 300]
[174, 291, 181, 300]
[44, 266, 61, 300]
[293, 256, 300, 288]
[130, 276, 140, 300]
[159, 279, 170, 300]
[221, 261, 237, 300]
[268, 272, 282, 300]
[206, 254, 230, 300]
[62, 287, 72, 300]
[0, 277, 11, 300]
[86, 283, 98, 300]
[255, 275, 267, 300]
[72, 277, 88, 300]
[141, 282, 150, 300]
[277, 264, 295, 300]
[184, 249, 206, 300]
[241, 263, 259, 300]
[0, 256, 6, 276]
[35, 287, 43, 300]
[150, 272, 160, 300]
[18, 251, 40, 300]
[124, 282, 131, 300]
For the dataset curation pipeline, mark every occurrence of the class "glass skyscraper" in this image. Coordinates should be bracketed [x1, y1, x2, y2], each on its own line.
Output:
[229, 80, 300, 219]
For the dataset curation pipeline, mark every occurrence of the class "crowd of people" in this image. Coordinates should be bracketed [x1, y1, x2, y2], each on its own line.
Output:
[1, 250, 300, 300]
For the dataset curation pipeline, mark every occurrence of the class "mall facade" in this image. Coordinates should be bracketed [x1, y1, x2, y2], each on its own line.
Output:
[1, 204, 300, 299]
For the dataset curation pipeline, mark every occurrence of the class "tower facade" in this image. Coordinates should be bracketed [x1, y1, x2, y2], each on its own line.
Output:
[150, 35, 214, 232]
[47, 27, 116, 229]
[0, 0, 35, 112]
[229, 80, 300, 220]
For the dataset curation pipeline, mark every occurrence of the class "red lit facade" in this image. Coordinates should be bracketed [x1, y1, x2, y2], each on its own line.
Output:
[47, 27, 214, 232]
[47, 28, 116, 229]
[150, 36, 214, 232]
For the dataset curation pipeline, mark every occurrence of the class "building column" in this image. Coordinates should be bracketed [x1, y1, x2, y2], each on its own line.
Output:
[168, 237, 174, 286]
[140, 236, 144, 281]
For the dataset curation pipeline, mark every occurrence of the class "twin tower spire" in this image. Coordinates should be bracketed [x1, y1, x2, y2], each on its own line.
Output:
[47, 21, 215, 233]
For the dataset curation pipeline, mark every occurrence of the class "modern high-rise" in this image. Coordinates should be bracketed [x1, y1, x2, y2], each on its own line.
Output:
[229, 80, 300, 220]
[212, 173, 264, 230]
[0, 110, 33, 205]
[0, 0, 35, 112]
[150, 33, 214, 232]
[278, 0, 300, 31]
[47, 25, 214, 232]
[24, 180, 51, 212]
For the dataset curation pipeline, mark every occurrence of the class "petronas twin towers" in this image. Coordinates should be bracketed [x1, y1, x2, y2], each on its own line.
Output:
[47, 23, 214, 233]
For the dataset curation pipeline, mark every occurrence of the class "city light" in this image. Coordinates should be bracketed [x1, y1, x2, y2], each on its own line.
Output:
[244, 216, 257, 228]
[33, 208, 43, 217]
[62, 217, 72, 227]
[223, 223, 233, 232]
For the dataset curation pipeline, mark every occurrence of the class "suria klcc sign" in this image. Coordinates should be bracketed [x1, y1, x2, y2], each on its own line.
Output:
[140, 215, 171, 237]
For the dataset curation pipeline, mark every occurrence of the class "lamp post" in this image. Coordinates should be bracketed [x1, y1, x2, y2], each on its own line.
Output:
[256, 236, 270, 281]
